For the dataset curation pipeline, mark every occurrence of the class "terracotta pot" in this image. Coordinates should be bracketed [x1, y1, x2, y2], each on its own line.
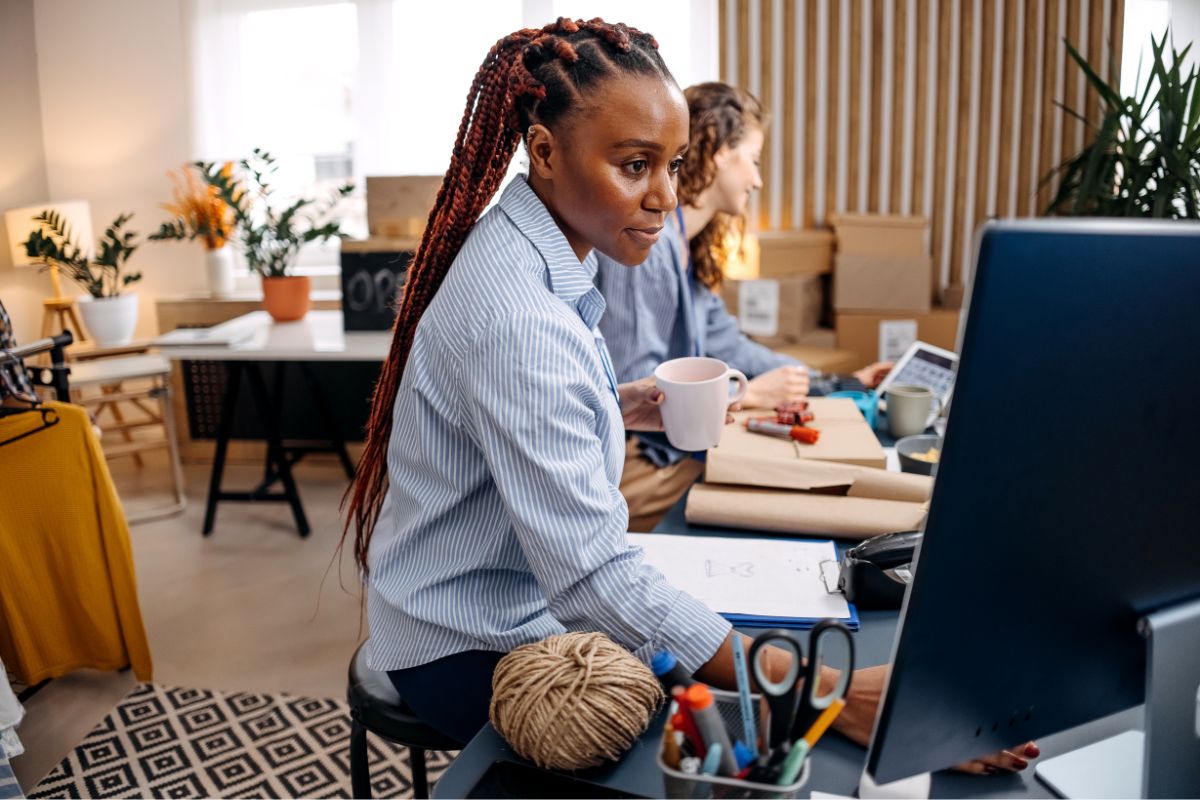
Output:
[261, 275, 311, 322]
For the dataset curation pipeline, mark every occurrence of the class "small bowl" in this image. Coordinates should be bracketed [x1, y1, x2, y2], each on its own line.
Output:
[896, 434, 942, 476]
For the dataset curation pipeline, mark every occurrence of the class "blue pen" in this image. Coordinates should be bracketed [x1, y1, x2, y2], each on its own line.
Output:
[700, 743, 723, 776]
[730, 633, 758, 757]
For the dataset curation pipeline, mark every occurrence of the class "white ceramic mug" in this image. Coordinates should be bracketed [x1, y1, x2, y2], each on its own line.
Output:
[654, 357, 749, 451]
[886, 384, 940, 438]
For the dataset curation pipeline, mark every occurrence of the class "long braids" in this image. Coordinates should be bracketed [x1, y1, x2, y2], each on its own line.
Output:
[343, 17, 672, 574]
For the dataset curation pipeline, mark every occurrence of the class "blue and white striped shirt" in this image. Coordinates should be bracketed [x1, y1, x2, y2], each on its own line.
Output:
[367, 176, 731, 675]
[596, 212, 801, 466]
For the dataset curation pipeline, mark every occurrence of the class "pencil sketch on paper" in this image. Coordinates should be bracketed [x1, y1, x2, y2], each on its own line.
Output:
[705, 559, 755, 579]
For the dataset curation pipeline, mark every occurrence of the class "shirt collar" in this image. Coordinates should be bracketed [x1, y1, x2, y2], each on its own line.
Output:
[499, 176, 601, 311]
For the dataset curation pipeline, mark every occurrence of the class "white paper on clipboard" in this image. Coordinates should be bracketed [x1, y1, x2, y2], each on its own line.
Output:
[634, 533, 852, 622]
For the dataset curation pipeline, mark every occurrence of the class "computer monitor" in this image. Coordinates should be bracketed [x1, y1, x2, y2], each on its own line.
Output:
[865, 220, 1200, 797]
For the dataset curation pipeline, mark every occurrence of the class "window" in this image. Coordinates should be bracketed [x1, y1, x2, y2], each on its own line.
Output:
[188, 0, 716, 282]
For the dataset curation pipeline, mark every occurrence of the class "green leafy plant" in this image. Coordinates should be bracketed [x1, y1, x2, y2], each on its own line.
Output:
[22, 210, 142, 298]
[194, 149, 354, 277]
[1045, 30, 1200, 218]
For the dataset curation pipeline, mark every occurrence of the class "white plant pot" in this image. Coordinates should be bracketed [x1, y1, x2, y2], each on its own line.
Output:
[78, 293, 139, 346]
[206, 247, 236, 297]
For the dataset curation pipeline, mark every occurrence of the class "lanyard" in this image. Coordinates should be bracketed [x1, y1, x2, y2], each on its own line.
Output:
[673, 207, 702, 358]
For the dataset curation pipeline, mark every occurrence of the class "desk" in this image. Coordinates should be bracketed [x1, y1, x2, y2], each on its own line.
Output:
[159, 311, 391, 536]
[432, 499, 1143, 799]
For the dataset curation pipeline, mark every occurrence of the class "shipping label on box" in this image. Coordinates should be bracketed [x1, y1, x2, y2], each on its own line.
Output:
[836, 308, 961, 365]
[723, 275, 824, 343]
[737, 280, 781, 337]
[879, 319, 919, 362]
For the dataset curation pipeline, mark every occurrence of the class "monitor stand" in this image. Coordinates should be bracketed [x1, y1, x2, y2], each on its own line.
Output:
[1035, 596, 1200, 798]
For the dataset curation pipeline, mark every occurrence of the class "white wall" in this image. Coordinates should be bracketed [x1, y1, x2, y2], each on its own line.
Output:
[0, 0, 53, 343]
[3, 0, 206, 343]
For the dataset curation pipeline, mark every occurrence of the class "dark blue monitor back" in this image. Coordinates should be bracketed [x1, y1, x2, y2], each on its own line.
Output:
[866, 219, 1200, 782]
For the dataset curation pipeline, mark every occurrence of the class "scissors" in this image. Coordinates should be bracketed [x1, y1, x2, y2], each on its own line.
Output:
[748, 621, 856, 752]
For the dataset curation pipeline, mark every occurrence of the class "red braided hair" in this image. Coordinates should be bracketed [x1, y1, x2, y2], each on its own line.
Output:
[342, 17, 671, 574]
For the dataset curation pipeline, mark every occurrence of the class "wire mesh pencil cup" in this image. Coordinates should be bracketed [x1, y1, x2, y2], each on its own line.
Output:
[656, 688, 811, 799]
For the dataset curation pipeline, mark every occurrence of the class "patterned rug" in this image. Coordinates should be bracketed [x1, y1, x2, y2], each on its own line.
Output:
[28, 684, 455, 799]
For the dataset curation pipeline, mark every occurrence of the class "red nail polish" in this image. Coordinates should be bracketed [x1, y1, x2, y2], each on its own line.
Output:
[1013, 758, 1029, 770]
[984, 765, 998, 775]
[1025, 744, 1041, 758]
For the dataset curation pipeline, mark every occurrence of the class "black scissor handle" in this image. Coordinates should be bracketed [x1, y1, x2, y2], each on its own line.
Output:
[792, 619, 856, 739]
[748, 629, 803, 750]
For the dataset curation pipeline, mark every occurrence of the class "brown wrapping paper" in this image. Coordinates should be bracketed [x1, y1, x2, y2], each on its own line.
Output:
[695, 399, 933, 538]
[705, 445, 931, 501]
[685, 483, 929, 539]
[709, 401, 887, 471]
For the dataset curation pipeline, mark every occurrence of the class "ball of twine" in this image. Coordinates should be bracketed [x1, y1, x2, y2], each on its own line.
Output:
[489, 632, 665, 770]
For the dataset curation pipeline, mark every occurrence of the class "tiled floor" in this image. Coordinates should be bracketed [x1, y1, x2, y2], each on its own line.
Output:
[9, 453, 365, 790]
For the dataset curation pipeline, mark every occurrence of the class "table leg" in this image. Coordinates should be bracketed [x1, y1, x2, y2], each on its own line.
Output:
[202, 361, 241, 536]
[300, 362, 356, 480]
[246, 361, 310, 537]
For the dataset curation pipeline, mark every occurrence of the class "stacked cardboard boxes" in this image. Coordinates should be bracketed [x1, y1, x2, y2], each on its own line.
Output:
[829, 214, 960, 364]
[720, 229, 833, 348]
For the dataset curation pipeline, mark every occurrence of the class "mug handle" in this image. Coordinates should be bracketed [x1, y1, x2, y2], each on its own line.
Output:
[924, 394, 943, 430]
[726, 369, 749, 406]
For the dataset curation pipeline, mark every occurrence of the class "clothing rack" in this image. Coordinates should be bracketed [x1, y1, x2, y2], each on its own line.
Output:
[1, 330, 73, 401]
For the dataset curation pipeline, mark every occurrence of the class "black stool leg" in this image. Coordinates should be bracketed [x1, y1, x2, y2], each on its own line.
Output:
[409, 747, 430, 800]
[350, 719, 372, 799]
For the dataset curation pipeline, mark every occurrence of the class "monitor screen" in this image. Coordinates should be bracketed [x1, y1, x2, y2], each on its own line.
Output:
[866, 220, 1200, 784]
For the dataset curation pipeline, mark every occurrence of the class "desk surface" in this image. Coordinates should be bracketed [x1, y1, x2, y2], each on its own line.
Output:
[432, 495, 1142, 799]
[157, 311, 390, 362]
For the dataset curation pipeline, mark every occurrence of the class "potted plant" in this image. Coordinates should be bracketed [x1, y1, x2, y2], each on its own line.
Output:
[149, 163, 236, 296]
[195, 149, 353, 322]
[21, 210, 143, 346]
[1044, 31, 1200, 218]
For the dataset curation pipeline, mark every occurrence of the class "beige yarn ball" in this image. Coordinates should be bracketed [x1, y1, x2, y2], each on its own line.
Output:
[489, 632, 666, 771]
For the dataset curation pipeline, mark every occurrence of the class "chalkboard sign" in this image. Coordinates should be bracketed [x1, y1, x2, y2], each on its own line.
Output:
[340, 239, 415, 331]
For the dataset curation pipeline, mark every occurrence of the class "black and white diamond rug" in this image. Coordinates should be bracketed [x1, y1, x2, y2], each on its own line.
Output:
[28, 684, 455, 799]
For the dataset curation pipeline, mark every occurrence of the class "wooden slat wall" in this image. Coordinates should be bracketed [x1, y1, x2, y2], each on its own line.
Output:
[719, 0, 1125, 293]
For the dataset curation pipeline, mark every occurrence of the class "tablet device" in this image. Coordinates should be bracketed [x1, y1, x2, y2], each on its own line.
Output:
[875, 340, 958, 410]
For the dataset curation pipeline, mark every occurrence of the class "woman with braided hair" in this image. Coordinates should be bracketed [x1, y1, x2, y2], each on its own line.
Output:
[339, 18, 1034, 775]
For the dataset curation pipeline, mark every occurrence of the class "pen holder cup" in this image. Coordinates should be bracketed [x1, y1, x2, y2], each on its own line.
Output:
[656, 689, 811, 799]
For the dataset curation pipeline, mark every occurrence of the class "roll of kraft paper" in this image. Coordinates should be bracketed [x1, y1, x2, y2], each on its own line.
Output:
[685, 484, 928, 540]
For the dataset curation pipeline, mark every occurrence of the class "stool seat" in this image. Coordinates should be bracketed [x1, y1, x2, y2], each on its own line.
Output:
[69, 354, 171, 386]
[347, 640, 463, 752]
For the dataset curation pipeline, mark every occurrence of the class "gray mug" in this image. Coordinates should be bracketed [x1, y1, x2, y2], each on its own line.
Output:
[887, 384, 938, 438]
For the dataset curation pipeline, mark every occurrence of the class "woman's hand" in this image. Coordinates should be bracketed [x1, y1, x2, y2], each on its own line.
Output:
[852, 361, 894, 390]
[618, 377, 666, 432]
[744, 365, 810, 409]
[617, 376, 738, 433]
[828, 664, 1038, 775]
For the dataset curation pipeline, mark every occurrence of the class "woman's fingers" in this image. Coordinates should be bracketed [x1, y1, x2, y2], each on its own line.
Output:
[952, 742, 1037, 774]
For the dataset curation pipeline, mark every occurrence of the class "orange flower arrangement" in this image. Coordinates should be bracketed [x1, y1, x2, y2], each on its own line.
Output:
[149, 163, 234, 250]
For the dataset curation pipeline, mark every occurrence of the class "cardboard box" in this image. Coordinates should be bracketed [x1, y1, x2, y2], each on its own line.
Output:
[836, 307, 961, 364]
[366, 176, 441, 239]
[722, 274, 823, 343]
[754, 229, 835, 277]
[794, 328, 836, 349]
[941, 283, 966, 310]
[834, 253, 933, 312]
[828, 213, 929, 257]
[773, 342, 861, 375]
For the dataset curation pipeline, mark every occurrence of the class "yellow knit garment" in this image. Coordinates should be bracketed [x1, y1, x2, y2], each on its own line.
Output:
[0, 401, 152, 684]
